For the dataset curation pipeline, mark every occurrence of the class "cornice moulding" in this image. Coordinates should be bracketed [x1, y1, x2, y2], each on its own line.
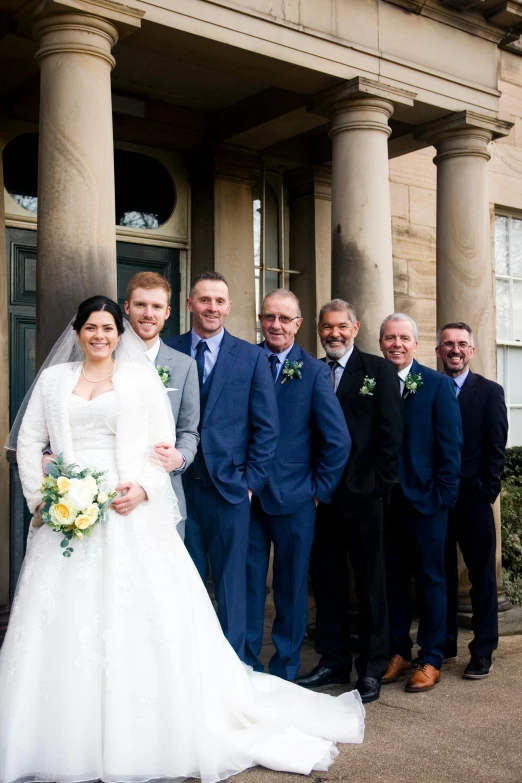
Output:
[416, 109, 514, 140]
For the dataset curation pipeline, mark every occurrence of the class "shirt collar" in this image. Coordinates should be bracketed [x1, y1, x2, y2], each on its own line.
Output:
[145, 338, 161, 363]
[453, 367, 470, 389]
[398, 361, 414, 382]
[336, 344, 354, 369]
[191, 328, 225, 353]
[264, 342, 294, 366]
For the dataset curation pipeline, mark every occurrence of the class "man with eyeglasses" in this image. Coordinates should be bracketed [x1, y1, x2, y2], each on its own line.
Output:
[245, 289, 351, 681]
[436, 322, 508, 679]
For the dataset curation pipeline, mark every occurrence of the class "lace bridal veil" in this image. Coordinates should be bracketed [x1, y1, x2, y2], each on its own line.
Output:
[5, 318, 181, 527]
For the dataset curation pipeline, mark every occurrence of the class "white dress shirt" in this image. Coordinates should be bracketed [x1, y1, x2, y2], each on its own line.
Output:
[145, 338, 161, 364]
[397, 362, 414, 396]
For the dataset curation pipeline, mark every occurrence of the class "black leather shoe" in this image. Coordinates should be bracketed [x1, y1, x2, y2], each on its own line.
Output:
[463, 656, 492, 679]
[295, 665, 349, 688]
[356, 676, 381, 703]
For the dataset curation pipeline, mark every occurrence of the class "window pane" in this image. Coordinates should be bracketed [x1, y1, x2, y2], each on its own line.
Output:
[508, 407, 522, 447]
[114, 149, 175, 228]
[265, 184, 279, 270]
[3, 133, 39, 214]
[513, 280, 522, 342]
[511, 218, 522, 278]
[508, 347, 522, 404]
[497, 345, 506, 391]
[496, 278, 511, 341]
[495, 215, 509, 275]
[253, 198, 261, 268]
[264, 269, 279, 298]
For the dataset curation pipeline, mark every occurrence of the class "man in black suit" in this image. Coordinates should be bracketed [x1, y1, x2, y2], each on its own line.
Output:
[296, 299, 403, 703]
[436, 322, 508, 679]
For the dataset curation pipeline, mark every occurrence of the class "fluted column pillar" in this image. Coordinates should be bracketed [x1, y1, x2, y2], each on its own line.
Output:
[419, 111, 513, 612]
[314, 78, 415, 353]
[31, 0, 141, 365]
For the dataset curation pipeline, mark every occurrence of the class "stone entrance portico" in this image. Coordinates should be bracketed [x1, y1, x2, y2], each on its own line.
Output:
[1, 0, 521, 623]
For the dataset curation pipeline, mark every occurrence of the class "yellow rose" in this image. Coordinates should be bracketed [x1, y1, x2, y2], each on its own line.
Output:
[56, 476, 72, 495]
[49, 501, 76, 527]
[97, 492, 109, 505]
[75, 514, 93, 530]
[84, 504, 99, 524]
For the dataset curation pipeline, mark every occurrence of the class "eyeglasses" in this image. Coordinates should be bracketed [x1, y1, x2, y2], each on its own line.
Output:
[441, 341, 472, 350]
[259, 314, 300, 325]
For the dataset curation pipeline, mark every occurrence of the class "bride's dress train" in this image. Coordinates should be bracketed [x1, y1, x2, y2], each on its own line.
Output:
[0, 391, 364, 783]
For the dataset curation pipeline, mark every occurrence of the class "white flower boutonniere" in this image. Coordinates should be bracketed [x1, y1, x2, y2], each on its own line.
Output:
[281, 360, 303, 384]
[359, 376, 376, 396]
[404, 372, 423, 397]
[157, 366, 171, 387]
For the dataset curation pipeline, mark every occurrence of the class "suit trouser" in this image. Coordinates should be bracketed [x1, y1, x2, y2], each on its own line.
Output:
[446, 491, 498, 659]
[184, 476, 250, 661]
[245, 497, 317, 680]
[310, 497, 389, 680]
[384, 485, 447, 670]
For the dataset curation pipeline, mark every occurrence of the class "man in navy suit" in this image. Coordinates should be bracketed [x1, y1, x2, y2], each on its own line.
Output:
[436, 322, 507, 680]
[167, 272, 279, 660]
[245, 289, 351, 681]
[379, 313, 462, 693]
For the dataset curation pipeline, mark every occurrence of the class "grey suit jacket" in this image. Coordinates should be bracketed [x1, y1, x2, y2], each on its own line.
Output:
[155, 339, 200, 520]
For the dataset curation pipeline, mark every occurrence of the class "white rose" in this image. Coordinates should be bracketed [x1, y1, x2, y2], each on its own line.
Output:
[64, 477, 96, 511]
[83, 475, 98, 497]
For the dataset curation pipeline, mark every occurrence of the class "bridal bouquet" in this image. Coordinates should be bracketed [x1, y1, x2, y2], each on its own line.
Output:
[40, 454, 117, 557]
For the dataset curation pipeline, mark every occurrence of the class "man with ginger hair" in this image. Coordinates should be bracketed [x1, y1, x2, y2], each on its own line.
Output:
[124, 271, 199, 538]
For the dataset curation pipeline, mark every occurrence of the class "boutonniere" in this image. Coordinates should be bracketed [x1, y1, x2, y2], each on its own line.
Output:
[404, 372, 423, 397]
[359, 376, 376, 396]
[281, 359, 304, 383]
[157, 366, 171, 387]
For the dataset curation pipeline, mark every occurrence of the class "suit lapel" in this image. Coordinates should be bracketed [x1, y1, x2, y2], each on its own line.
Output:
[173, 331, 192, 358]
[203, 330, 238, 422]
[336, 345, 363, 399]
[402, 358, 420, 403]
[155, 339, 173, 370]
[456, 369, 476, 410]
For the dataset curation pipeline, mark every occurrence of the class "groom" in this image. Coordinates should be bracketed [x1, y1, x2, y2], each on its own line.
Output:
[167, 271, 279, 659]
[124, 272, 200, 539]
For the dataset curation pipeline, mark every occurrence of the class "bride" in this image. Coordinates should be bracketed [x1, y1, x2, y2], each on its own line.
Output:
[0, 295, 364, 783]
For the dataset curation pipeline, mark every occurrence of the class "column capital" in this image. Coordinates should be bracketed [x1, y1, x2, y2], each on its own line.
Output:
[416, 110, 513, 162]
[311, 77, 415, 119]
[25, 0, 142, 57]
[285, 165, 332, 201]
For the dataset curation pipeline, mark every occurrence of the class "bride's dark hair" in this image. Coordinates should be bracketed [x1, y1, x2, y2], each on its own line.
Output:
[72, 295, 125, 336]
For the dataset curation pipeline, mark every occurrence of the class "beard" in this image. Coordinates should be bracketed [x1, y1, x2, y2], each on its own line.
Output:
[323, 339, 351, 360]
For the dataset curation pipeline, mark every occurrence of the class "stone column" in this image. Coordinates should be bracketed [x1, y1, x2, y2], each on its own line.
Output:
[31, 0, 141, 366]
[0, 132, 10, 641]
[190, 145, 258, 342]
[314, 78, 415, 354]
[419, 111, 513, 611]
[286, 165, 331, 357]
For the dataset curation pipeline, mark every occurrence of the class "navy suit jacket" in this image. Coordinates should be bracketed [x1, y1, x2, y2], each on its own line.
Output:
[457, 370, 508, 504]
[257, 342, 352, 516]
[166, 329, 279, 504]
[399, 359, 463, 515]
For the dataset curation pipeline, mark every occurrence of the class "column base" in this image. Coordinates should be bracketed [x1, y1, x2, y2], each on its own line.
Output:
[457, 604, 522, 636]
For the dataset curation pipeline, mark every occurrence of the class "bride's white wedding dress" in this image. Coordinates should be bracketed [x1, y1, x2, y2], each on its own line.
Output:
[0, 375, 364, 783]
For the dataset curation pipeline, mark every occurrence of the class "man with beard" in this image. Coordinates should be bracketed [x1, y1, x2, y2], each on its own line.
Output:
[436, 322, 507, 679]
[296, 299, 403, 703]
[124, 272, 200, 539]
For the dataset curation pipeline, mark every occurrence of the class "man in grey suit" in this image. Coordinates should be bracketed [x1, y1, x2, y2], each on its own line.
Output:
[124, 272, 200, 537]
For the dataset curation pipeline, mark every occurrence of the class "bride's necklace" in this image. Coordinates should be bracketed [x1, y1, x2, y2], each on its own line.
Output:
[82, 363, 114, 384]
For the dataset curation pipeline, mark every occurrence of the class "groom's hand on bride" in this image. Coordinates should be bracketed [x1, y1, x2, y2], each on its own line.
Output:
[112, 481, 147, 515]
[152, 442, 185, 472]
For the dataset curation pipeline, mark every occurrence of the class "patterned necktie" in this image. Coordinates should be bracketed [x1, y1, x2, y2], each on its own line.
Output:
[269, 354, 279, 384]
[195, 340, 208, 387]
[328, 360, 340, 390]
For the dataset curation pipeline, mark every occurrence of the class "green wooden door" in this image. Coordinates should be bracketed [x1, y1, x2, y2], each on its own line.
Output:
[7, 228, 181, 595]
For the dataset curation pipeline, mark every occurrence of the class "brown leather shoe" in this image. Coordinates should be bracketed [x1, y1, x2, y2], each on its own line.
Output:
[405, 662, 440, 693]
[382, 655, 412, 684]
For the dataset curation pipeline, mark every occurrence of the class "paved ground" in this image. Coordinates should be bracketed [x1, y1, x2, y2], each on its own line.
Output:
[235, 628, 522, 783]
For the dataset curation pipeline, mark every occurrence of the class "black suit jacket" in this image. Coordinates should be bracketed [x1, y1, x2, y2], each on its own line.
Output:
[328, 346, 403, 514]
[457, 370, 508, 504]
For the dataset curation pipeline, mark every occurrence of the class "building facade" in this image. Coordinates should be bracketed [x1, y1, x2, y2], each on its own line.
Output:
[2, 0, 522, 625]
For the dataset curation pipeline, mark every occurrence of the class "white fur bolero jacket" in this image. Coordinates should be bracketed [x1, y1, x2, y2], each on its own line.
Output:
[17, 362, 177, 516]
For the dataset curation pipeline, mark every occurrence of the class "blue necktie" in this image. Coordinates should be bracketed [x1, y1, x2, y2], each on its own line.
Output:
[195, 341, 208, 387]
[328, 360, 340, 390]
[453, 379, 459, 397]
[269, 354, 279, 384]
